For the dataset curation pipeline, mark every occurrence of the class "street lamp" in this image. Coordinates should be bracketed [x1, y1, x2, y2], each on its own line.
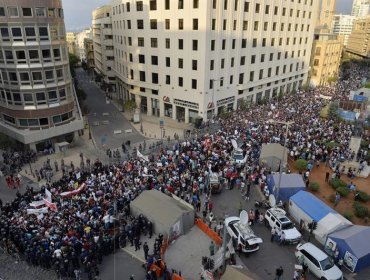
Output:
[210, 78, 223, 117]
[267, 119, 294, 204]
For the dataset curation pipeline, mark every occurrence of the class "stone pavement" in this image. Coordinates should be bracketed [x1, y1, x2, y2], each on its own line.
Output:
[164, 226, 213, 280]
[349, 136, 362, 155]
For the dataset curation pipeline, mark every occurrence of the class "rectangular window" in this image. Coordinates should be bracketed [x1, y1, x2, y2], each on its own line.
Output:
[241, 39, 246, 48]
[192, 40, 198, 51]
[22, 8, 32, 17]
[239, 73, 244, 84]
[192, 79, 197, 89]
[210, 60, 214, 70]
[243, 21, 248, 30]
[139, 71, 146, 82]
[259, 69, 263, 79]
[252, 38, 257, 47]
[211, 40, 215, 51]
[178, 77, 183, 87]
[193, 19, 198, 30]
[150, 19, 157, 29]
[222, 39, 226, 50]
[244, 1, 249, 12]
[165, 38, 170, 49]
[39, 27, 49, 40]
[223, 19, 227, 30]
[151, 55, 158, 65]
[152, 73, 158, 84]
[249, 71, 254, 82]
[12, 27, 22, 38]
[213, 0, 217, 9]
[166, 57, 170, 67]
[212, 19, 216, 30]
[8, 7, 19, 17]
[151, 38, 157, 48]
[165, 0, 170, 9]
[255, 3, 260, 13]
[33, 71, 43, 83]
[224, 0, 228, 9]
[178, 19, 184, 30]
[254, 21, 258, 31]
[193, 0, 199, 8]
[138, 37, 144, 47]
[165, 19, 170, 29]
[136, 1, 143, 11]
[232, 39, 236, 49]
[192, 60, 197, 70]
[231, 57, 234, 67]
[178, 39, 183, 50]
[240, 56, 245, 65]
[221, 58, 225, 68]
[149, 0, 157, 10]
[137, 20, 144, 29]
[48, 8, 55, 17]
[139, 54, 145, 64]
[126, 3, 131, 11]
[166, 75, 170, 85]
[0, 7, 5, 16]
[178, 58, 183, 69]
[178, 0, 184, 9]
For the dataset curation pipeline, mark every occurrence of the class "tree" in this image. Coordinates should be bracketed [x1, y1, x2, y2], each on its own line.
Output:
[328, 102, 339, 120]
[295, 159, 308, 173]
[327, 76, 338, 85]
[123, 99, 137, 113]
[68, 53, 79, 78]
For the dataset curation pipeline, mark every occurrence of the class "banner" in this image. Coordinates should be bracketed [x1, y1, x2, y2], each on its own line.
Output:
[43, 198, 58, 212]
[27, 207, 48, 215]
[344, 251, 358, 272]
[45, 189, 52, 202]
[29, 201, 45, 208]
[60, 183, 86, 197]
[137, 150, 149, 162]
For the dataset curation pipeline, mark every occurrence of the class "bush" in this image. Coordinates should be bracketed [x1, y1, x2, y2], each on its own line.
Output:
[337, 187, 350, 197]
[343, 211, 354, 221]
[353, 202, 369, 218]
[330, 178, 347, 190]
[309, 182, 320, 192]
[329, 194, 336, 204]
[295, 159, 308, 172]
[357, 191, 370, 202]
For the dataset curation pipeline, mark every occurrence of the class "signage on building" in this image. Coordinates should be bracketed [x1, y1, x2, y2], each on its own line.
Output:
[207, 102, 214, 109]
[159, 119, 164, 129]
[163, 96, 170, 103]
[216, 96, 235, 106]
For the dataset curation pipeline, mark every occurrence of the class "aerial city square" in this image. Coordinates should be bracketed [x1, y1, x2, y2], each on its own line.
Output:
[1, 0, 370, 280]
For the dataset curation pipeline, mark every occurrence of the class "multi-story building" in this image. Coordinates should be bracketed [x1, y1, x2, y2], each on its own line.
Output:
[111, 0, 318, 123]
[66, 31, 78, 56]
[310, 32, 342, 87]
[76, 28, 92, 62]
[84, 38, 95, 70]
[352, 0, 370, 18]
[332, 14, 356, 46]
[0, 0, 83, 150]
[309, 0, 342, 87]
[92, 6, 115, 92]
[346, 16, 370, 59]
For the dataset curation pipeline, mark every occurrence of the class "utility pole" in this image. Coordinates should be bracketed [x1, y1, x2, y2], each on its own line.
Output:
[268, 119, 294, 203]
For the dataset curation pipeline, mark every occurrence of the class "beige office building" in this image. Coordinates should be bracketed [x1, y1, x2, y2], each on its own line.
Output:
[111, 0, 318, 123]
[66, 32, 78, 56]
[346, 16, 370, 59]
[84, 38, 95, 70]
[0, 0, 83, 150]
[92, 6, 115, 91]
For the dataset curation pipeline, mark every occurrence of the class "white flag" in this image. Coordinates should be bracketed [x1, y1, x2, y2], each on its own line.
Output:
[137, 150, 149, 162]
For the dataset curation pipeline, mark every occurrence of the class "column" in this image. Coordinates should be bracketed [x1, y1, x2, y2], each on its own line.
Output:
[29, 143, 36, 151]
[172, 104, 177, 121]
[147, 98, 153, 116]
[159, 100, 165, 118]
[185, 107, 189, 124]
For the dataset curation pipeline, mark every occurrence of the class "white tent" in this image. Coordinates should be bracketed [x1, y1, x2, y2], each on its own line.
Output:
[315, 213, 352, 245]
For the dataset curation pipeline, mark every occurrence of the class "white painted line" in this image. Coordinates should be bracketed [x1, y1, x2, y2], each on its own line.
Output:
[124, 129, 133, 133]
[114, 130, 122, 134]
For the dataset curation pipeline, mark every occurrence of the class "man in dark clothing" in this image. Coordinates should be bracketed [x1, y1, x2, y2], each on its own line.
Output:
[275, 266, 283, 280]
[143, 242, 149, 260]
[134, 236, 140, 251]
[325, 171, 330, 182]
[147, 221, 153, 238]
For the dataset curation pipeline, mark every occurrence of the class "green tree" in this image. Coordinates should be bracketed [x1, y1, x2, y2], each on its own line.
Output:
[327, 76, 338, 85]
[295, 159, 308, 173]
[68, 53, 79, 78]
[123, 99, 137, 112]
[328, 102, 339, 120]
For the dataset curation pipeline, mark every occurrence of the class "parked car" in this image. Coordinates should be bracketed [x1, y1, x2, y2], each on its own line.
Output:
[295, 242, 343, 280]
[264, 208, 302, 244]
[225, 216, 263, 253]
[232, 148, 248, 165]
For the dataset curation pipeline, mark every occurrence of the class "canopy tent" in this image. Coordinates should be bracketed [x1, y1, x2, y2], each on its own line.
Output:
[289, 191, 336, 226]
[266, 174, 305, 203]
[315, 213, 352, 245]
[130, 190, 194, 241]
[328, 226, 370, 272]
[259, 143, 287, 172]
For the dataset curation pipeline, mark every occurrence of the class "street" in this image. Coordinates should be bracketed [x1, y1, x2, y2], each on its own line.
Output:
[75, 68, 145, 150]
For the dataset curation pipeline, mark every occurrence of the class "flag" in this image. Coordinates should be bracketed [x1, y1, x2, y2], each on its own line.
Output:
[27, 207, 48, 215]
[43, 198, 58, 212]
[29, 200, 45, 208]
[45, 189, 52, 202]
[137, 150, 149, 161]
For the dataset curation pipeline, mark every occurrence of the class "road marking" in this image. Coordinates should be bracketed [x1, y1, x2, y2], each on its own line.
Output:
[102, 120, 110, 125]
[92, 121, 100, 126]
[114, 130, 122, 134]
[124, 129, 133, 133]
[102, 112, 110, 116]
[121, 248, 146, 263]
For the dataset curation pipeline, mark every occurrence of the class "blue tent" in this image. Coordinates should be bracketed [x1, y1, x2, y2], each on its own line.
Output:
[353, 94, 368, 102]
[328, 226, 370, 272]
[289, 191, 336, 223]
[266, 174, 305, 203]
[337, 109, 357, 122]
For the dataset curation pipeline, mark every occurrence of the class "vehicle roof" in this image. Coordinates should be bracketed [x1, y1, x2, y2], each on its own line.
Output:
[299, 242, 328, 261]
[225, 217, 255, 237]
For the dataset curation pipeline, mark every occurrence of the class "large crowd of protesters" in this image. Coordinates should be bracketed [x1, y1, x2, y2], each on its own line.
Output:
[0, 63, 369, 280]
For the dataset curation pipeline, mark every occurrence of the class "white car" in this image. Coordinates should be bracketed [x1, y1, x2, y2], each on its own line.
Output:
[264, 208, 302, 244]
[232, 148, 247, 165]
[295, 242, 343, 280]
[225, 216, 263, 253]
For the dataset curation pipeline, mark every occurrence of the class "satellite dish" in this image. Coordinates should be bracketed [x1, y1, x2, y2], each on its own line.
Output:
[269, 194, 276, 208]
[240, 210, 249, 225]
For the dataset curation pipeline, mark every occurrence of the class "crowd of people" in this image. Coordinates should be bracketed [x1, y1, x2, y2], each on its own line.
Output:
[0, 63, 369, 280]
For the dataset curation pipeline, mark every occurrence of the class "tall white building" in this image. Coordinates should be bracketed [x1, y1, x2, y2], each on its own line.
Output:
[76, 28, 92, 61]
[332, 14, 356, 46]
[92, 6, 115, 91]
[352, 0, 370, 18]
[111, 0, 318, 123]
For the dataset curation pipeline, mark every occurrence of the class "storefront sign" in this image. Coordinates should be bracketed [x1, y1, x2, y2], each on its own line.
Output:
[163, 96, 170, 103]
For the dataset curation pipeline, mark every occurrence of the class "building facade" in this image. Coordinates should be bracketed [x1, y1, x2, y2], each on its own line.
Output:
[332, 14, 356, 46]
[310, 32, 342, 87]
[66, 31, 78, 56]
[92, 6, 115, 92]
[0, 0, 83, 150]
[84, 38, 95, 70]
[317, 0, 336, 29]
[110, 0, 317, 123]
[76, 28, 92, 62]
[347, 16, 370, 59]
[352, 0, 370, 18]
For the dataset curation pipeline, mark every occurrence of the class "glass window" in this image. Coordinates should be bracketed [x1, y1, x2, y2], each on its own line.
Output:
[23, 93, 33, 102]
[53, 48, 61, 59]
[25, 27, 36, 37]
[1, 27, 9, 38]
[45, 70, 54, 80]
[19, 72, 30, 81]
[8, 7, 19, 17]
[0, 7, 5, 16]
[39, 27, 48, 39]
[5, 50, 14, 62]
[16, 50, 26, 62]
[28, 119, 39, 126]
[59, 88, 66, 99]
[53, 115, 62, 124]
[48, 8, 55, 17]
[29, 50, 39, 61]
[48, 90, 57, 99]
[12, 27, 22, 37]
[32, 72, 43, 81]
[36, 92, 45, 100]
[35, 7, 46, 17]
[39, 118, 48, 125]
[22, 8, 32, 17]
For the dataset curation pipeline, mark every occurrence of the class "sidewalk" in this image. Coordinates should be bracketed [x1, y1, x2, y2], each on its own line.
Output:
[111, 98, 193, 141]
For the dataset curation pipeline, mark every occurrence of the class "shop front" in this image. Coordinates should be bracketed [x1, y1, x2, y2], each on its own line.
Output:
[151, 98, 160, 117]
[217, 96, 235, 115]
[141, 96, 148, 114]
[176, 106, 185, 122]
[163, 96, 173, 118]
[189, 109, 199, 124]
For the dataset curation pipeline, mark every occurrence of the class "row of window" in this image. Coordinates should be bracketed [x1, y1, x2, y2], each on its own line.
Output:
[0, 87, 68, 107]
[0, 48, 64, 64]
[0, 6, 63, 18]
[0, 25, 65, 42]
[113, 18, 311, 33]
[121, 60, 304, 90]
[114, 35, 309, 51]
[0, 67, 67, 86]
[2, 111, 73, 127]
[113, 0, 313, 15]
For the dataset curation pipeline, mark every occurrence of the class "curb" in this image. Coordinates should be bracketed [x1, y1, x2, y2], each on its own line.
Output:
[121, 248, 146, 264]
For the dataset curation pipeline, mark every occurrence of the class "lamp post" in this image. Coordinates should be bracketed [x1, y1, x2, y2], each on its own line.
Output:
[268, 119, 294, 204]
[210, 78, 223, 118]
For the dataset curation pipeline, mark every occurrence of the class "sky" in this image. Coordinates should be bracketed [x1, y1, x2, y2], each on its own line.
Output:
[63, 0, 353, 31]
